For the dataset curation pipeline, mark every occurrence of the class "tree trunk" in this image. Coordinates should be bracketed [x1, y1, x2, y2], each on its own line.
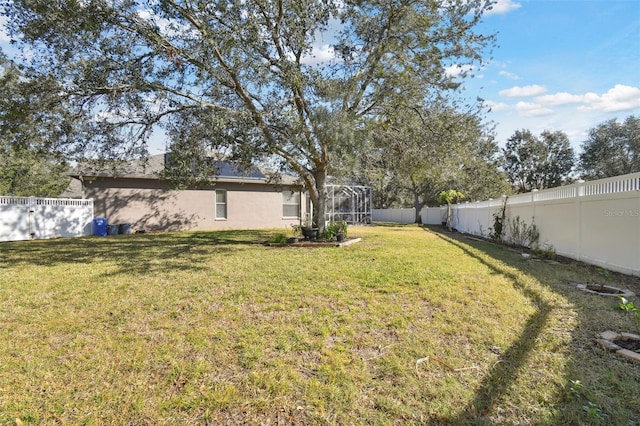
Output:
[313, 169, 328, 233]
[413, 193, 425, 224]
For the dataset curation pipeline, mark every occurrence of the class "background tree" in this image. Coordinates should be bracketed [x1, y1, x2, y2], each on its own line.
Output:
[355, 104, 508, 219]
[0, 141, 70, 196]
[0, 54, 71, 196]
[503, 129, 574, 193]
[579, 115, 640, 179]
[2, 0, 495, 230]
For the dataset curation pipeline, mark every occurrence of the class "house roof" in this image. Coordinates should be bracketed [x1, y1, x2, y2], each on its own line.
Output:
[70, 153, 300, 186]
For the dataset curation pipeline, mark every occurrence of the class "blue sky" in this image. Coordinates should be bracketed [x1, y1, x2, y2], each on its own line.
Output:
[463, 0, 640, 151]
[2, 0, 638, 156]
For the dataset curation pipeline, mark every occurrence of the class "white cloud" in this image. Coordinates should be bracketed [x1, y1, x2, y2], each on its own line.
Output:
[499, 85, 547, 98]
[499, 70, 520, 80]
[484, 0, 522, 16]
[535, 92, 585, 106]
[515, 101, 554, 117]
[484, 100, 510, 112]
[579, 84, 640, 112]
[445, 64, 475, 78]
[301, 44, 335, 65]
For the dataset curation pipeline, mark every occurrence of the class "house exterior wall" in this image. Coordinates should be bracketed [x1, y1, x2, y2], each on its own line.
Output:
[84, 177, 303, 232]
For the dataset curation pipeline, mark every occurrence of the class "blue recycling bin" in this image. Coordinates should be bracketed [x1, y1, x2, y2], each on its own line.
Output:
[93, 217, 107, 237]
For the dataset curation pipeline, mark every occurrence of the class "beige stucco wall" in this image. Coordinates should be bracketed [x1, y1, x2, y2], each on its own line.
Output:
[83, 177, 304, 232]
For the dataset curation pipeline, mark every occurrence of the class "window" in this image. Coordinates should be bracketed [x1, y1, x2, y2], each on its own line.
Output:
[215, 190, 227, 220]
[282, 190, 300, 218]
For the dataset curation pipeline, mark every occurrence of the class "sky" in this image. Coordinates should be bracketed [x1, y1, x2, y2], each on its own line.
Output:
[461, 0, 640, 152]
[1, 0, 639, 156]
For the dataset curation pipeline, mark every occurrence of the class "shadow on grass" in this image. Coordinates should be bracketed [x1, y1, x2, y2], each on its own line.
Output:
[425, 227, 553, 423]
[423, 225, 640, 424]
[0, 229, 272, 276]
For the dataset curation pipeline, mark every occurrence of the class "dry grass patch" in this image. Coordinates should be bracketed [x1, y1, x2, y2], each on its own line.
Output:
[0, 226, 638, 424]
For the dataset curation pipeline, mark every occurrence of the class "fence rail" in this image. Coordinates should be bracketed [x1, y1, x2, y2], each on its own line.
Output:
[0, 196, 94, 242]
[420, 172, 640, 276]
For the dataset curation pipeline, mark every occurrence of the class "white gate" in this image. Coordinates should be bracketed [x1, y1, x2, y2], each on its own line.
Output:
[0, 196, 94, 242]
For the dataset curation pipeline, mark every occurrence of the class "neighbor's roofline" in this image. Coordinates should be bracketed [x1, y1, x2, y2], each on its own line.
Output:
[69, 172, 303, 187]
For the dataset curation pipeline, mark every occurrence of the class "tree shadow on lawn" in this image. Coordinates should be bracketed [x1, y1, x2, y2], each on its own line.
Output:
[0, 229, 272, 277]
[423, 226, 640, 424]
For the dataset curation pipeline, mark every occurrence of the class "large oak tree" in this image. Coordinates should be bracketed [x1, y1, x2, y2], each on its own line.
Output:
[579, 115, 640, 179]
[2, 0, 495, 229]
[503, 129, 574, 193]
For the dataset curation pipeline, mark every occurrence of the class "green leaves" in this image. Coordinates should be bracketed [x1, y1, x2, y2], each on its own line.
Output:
[437, 189, 464, 205]
[3, 0, 495, 225]
[579, 115, 640, 179]
[503, 129, 575, 193]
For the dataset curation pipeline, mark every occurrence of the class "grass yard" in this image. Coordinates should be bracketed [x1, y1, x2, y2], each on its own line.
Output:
[1, 225, 639, 425]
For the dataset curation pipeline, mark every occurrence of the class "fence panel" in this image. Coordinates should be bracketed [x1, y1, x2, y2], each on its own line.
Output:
[579, 192, 639, 274]
[372, 208, 416, 224]
[0, 197, 94, 242]
[420, 172, 640, 276]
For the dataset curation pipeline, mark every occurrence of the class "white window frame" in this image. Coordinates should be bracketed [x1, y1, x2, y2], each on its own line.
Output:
[215, 189, 227, 220]
[282, 190, 301, 219]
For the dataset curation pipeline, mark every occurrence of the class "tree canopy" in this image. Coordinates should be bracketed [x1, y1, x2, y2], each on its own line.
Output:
[578, 115, 640, 180]
[354, 103, 508, 218]
[503, 129, 574, 193]
[1, 0, 495, 228]
[0, 55, 71, 196]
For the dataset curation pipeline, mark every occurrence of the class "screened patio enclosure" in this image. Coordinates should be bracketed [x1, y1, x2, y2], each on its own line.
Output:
[305, 184, 372, 225]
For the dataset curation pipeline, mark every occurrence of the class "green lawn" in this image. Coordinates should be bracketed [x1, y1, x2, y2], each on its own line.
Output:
[1, 225, 639, 425]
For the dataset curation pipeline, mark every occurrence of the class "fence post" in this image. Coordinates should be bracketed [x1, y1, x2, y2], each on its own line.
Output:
[531, 189, 538, 225]
[487, 198, 493, 236]
[476, 201, 480, 236]
[576, 180, 585, 261]
[28, 196, 36, 239]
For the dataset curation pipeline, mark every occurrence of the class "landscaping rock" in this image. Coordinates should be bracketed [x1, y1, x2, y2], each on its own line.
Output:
[616, 349, 640, 363]
[595, 338, 622, 351]
[598, 330, 620, 341]
[620, 332, 640, 340]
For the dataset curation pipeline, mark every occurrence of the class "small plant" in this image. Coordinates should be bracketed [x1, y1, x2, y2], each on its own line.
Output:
[334, 220, 348, 238]
[533, 243, 556, 260]
[569, 380, 585, 398]
[617, 296, 640, 321]
[438, 189, 465, 232]
[290, 224, 302, 237]
[268, 233, 289, 244]
[323, 226, 336, 240]
[323, 220, 348, 241]
[598, 268, 610, 280]
[582, 401, 606, 423]
[507, 216, 540, 248]
[597, 268, 611, 291]
[301, 213, 315, 228]
[488, 196, 507, 242]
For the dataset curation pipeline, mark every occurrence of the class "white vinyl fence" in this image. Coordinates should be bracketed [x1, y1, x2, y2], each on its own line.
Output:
[372, 208, 416, 224]
[0, 196, 94, 242]
[421, 173, 640, 276]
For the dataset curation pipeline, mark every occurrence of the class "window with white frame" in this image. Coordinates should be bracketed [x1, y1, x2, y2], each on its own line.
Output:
[282, 190, 300, 218]
[215, 190, 227, 220]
